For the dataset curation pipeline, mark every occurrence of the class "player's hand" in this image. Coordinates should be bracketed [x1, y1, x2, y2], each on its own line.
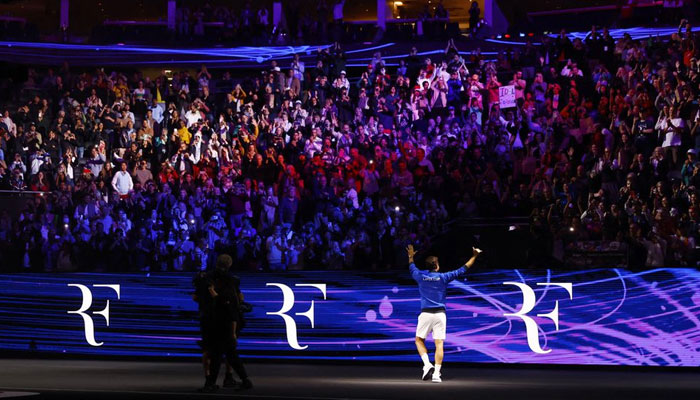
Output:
[406, 244, 417, 258]
[472, 247, 483, 257]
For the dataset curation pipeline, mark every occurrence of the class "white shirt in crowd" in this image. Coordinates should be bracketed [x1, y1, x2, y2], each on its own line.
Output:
[643, 237, 666, 267]
[111, 170, 134, 195]
[124, 110, 136, 125]
[1, 114, 16, 135]
[89, 153, 106, 177]
[262, 194, 278, 225]
[346, 186, 359, 209]
[560, 65, 583, 77]
[150, 103, 165, 124]
[305, 136, 323, 156]
[437, 68, 451, 83]
[658, 117, 684, 147]
[190, 138, 203, 163]
[291, 60, 305, 82]
[185, 109, 202, 128]
[63, 163, 74, 180]
[334, 76, 350, 91]
[30, 157, 44, 175]
[266, 235, 284, 264]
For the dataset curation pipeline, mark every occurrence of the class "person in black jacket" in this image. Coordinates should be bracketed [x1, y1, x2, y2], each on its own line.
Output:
[193, 254, 252, 393]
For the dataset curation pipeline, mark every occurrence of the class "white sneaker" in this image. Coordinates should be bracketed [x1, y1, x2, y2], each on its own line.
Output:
[422, 364, 434, 380]
[432, 373, 442, 383]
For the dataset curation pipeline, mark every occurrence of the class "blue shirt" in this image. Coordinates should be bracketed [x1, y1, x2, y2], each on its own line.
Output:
[410, 263, 466, 312]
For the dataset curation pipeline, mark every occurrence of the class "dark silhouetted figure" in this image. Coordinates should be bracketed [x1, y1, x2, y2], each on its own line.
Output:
[194, 254, 252, 393]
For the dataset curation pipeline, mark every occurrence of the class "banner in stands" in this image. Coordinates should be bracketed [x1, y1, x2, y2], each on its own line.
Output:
[498, 85, 516, 108]
[1, 268, 699, 366]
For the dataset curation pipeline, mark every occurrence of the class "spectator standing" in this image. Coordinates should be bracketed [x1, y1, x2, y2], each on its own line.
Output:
[111, 162, 133, 198]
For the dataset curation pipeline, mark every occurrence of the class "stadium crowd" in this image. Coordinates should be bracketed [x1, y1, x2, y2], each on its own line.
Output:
[1, 20, 699, 272]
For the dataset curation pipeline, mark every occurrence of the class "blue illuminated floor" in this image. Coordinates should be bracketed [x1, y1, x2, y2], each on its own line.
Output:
[0, 41, 448, 68]
[0, 26, 693, 68]
[2, 269, 700, 367]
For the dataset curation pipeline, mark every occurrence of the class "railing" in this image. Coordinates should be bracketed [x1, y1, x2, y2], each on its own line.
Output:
[564, 241, 629, 268]
[0, 189, 49, 195]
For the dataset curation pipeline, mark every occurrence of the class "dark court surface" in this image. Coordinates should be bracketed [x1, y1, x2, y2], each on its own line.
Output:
[0, 359, 699, 400]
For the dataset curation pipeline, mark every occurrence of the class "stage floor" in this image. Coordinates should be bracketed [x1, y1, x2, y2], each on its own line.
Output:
[0, 359, 699, 400]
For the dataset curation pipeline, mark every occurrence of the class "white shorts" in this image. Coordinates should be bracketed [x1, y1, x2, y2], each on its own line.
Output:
[416, 312, 446, 340]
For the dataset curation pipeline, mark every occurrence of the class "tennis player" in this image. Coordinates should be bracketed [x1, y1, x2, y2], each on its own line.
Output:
[407, 244, 482, 383]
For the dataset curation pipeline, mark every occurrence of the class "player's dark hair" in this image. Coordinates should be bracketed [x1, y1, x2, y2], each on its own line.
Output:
[425, 256, 438, 271]
[216, 254, 233, 271]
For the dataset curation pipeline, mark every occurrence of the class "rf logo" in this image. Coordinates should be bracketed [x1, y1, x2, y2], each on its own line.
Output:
[503, 282, 573, 354]
[266, 283, 327, 350]
[67, 284, 121, 347]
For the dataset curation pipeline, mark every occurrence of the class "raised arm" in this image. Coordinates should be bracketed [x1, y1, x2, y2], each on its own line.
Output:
[464, 247, 483, 269]
[440, 247, 483, 282]
[406, 244, 422, 280]
[406, 244, 417, 265]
